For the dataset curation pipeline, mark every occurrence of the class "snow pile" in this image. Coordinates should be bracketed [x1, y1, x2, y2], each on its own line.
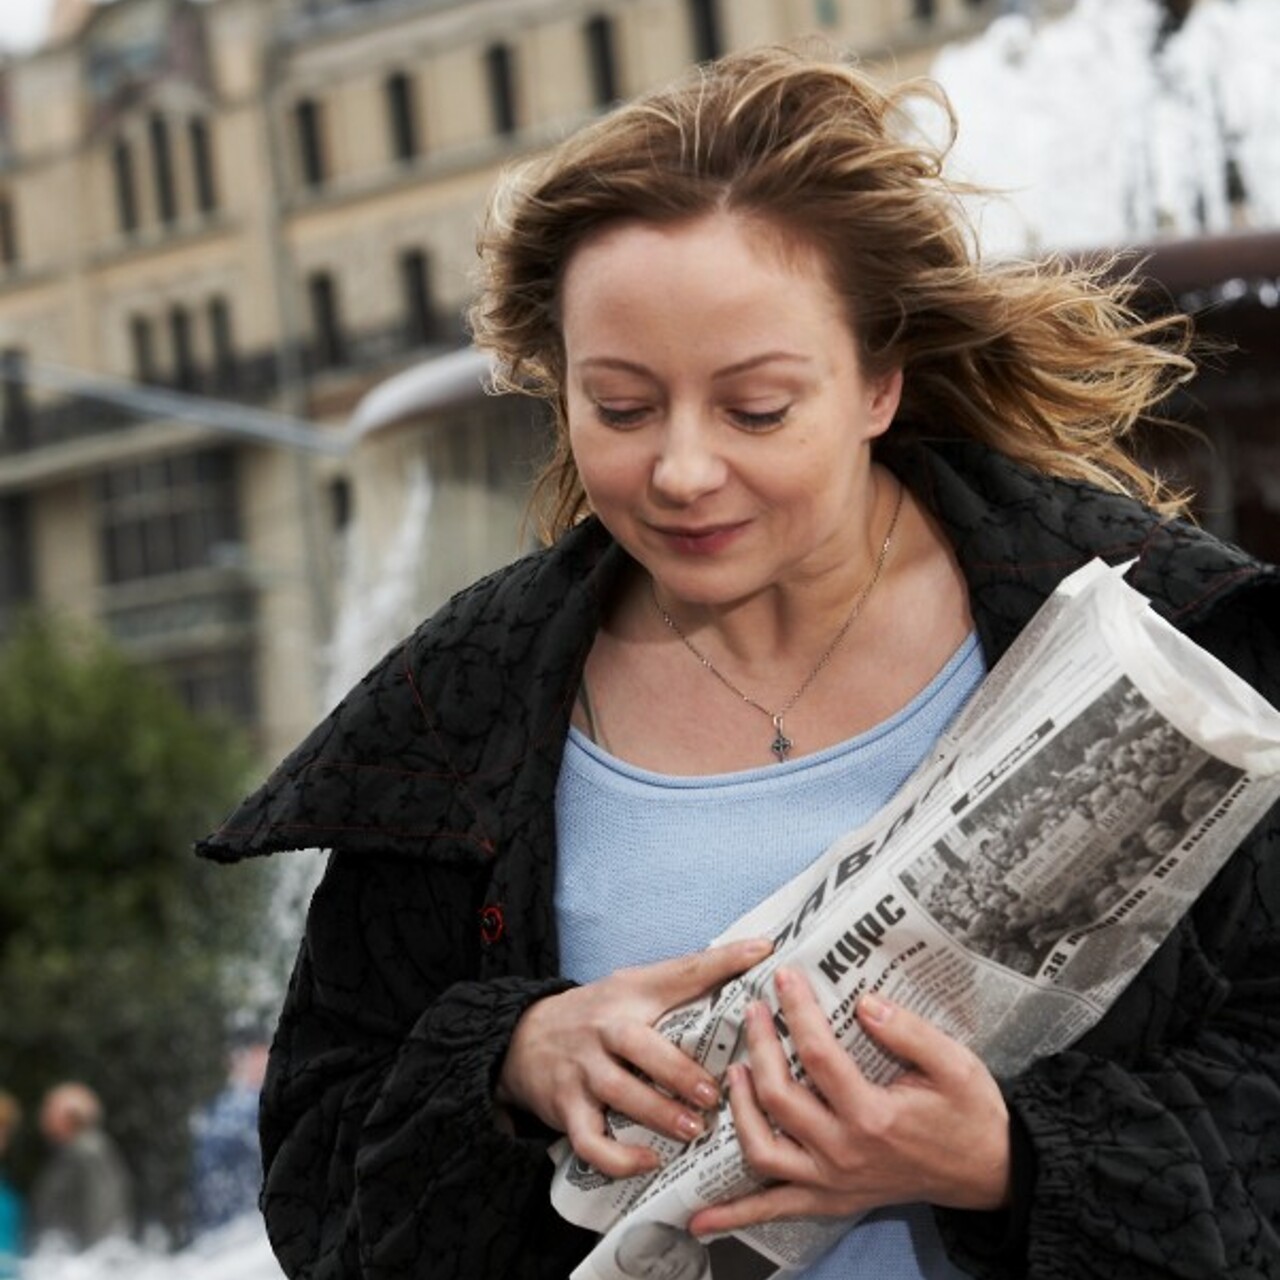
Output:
[931, 0, 1280, 253]
[23, 1218, 278, 1280]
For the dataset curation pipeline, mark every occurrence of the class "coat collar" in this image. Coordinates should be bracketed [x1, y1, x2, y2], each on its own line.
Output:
[889, 438, 1271, 661]
[196, 519, 627, 864]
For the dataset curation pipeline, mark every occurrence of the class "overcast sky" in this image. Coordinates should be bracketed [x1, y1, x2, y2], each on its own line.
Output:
[0, 0, 58, 53]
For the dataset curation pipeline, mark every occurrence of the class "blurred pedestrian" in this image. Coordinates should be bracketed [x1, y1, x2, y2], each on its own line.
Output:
[30, 1083, 133, 1254]
[191, 1029, 269, 1234]
[0, 1090, 22, 1277]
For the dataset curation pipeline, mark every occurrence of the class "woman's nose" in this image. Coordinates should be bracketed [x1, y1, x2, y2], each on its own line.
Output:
[650, 417, 726, 503]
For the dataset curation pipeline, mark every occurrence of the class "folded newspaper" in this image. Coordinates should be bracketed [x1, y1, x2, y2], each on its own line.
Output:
[550, 558, 1280, 1280]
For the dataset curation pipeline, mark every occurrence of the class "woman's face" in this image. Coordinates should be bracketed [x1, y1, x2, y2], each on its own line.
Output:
[560, 212, 901, 609]
[615, 1221, 708, 1280]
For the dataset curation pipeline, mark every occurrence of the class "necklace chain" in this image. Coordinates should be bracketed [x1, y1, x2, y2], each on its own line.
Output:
[651, 479, 905, 763]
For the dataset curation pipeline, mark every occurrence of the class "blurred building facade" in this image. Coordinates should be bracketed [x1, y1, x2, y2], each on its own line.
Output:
[0, 0, 1003, 758]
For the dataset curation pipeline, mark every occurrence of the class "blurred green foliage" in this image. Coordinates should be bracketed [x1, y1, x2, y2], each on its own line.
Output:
[0, 613, 273, 1242]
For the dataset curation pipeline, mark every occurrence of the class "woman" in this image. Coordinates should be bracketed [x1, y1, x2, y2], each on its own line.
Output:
[198, 47, 1280, 1280]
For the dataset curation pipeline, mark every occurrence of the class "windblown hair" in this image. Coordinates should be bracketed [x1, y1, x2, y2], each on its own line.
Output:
[469, 45, 1194, 542]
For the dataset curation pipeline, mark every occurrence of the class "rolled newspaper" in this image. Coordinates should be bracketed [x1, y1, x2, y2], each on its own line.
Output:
[552, 559, 1280, 1279]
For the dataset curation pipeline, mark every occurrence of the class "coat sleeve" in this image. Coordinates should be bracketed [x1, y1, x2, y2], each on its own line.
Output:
[259, 851, 595, 1280]
[939, 588, 1280, 1280]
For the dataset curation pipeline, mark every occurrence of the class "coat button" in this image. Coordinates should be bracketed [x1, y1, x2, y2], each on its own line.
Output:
[479, 903, 506, 945]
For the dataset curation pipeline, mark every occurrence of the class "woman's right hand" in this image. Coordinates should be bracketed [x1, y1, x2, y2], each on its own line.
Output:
[496, 938, 772, 1177]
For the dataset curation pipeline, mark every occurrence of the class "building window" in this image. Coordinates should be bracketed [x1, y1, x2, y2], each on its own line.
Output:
[295, 97, 327, 188]
[113, 137, 139, 234]
[0, 196, 17, 267]
[130, 315, 158, 384]
[329, 475, 352, 533]
[149, 113, 178, 225]
[687, 0, 723, 62]
[189, 117, 218, 214]
[0, 348, 30, 452]
[308, 271, 345, 369]
[97, 448, 240, 584]
[400, 248, 438, 347]
[163, 651, 257, 726]
[485, 43, 518, 137]
[169, 304, 197, 389]
[583, 15, 619, 108]
[385, 71, 418, 164]
[207, 296, 236, 389]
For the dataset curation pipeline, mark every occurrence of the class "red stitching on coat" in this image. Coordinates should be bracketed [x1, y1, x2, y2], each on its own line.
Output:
[403, 651, 498, 851]
[1167, 566, 1262, 619]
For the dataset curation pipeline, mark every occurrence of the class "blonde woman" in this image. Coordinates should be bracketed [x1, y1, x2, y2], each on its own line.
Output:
[200, 47, 1280, 1280]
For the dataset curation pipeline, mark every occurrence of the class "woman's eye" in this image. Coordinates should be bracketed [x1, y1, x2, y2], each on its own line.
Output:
[594, 403, 649, 428]
[731, 405, 790, 430]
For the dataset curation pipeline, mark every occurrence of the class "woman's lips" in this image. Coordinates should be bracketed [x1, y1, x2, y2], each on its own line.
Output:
[652, 521, 748, 555]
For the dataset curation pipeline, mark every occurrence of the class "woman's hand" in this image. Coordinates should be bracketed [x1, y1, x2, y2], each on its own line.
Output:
[688, 969, 1011, 1236]
[496, 938, 773, 1178]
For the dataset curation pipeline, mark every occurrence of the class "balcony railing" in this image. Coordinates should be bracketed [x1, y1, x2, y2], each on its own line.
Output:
[0, 313, 465, 456]
[100, 568, 257, 653]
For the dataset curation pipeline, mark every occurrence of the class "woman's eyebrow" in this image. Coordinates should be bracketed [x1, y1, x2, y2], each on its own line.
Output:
[712, 351, 812, 379]
[575, 352, 812, 379]
[576, 356, 654, 377]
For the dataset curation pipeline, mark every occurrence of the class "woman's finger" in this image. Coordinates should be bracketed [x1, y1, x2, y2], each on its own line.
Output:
[741, 999, 828, 1139]
[774, 968, 875, 1116]
[855, 993, 980, 1089]
[601, 1020, 721, 1113]
[594, 1056, 710, 1146]
[562, 1095, 662, 1180]
[688, 1179, 851, 1238]
[644, 938, 773, 1007]
[724, 1062, 809, 1182]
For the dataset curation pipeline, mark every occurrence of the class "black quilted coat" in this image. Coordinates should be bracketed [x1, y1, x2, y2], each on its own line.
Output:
[197, 440, 1280, 1280]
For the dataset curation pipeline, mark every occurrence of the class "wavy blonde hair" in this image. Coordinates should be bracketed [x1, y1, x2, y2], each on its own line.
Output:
[469, 45, 1195, 542]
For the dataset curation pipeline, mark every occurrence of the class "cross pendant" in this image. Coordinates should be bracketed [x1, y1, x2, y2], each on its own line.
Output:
[770, 715, 793, 763]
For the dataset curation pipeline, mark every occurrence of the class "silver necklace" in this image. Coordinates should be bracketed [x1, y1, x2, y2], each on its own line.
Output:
[651, 479, 905, 763]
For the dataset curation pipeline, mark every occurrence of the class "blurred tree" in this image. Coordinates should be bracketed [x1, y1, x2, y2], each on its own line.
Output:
[0, 613, 272, 1243]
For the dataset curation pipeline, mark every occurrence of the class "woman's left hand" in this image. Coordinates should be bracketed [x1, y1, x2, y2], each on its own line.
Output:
[687, 969, 1011, 1237]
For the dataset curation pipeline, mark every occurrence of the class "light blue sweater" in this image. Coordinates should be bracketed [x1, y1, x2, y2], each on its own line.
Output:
[555, 633, 983, 1278]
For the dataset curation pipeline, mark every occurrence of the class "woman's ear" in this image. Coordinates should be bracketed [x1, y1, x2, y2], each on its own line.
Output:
[866, 366, 904, 440]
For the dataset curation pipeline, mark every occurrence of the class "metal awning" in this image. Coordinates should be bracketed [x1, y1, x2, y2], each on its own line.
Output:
[347, 346, 494, 439]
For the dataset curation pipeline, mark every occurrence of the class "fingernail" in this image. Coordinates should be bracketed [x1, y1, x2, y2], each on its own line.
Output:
[859, 992, 892, 1023]
[775, 967, 795, 993]
[676, 1112, 706, 1138]
[742, 938, 773, 960]
[693, 1081, 719, 1107]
